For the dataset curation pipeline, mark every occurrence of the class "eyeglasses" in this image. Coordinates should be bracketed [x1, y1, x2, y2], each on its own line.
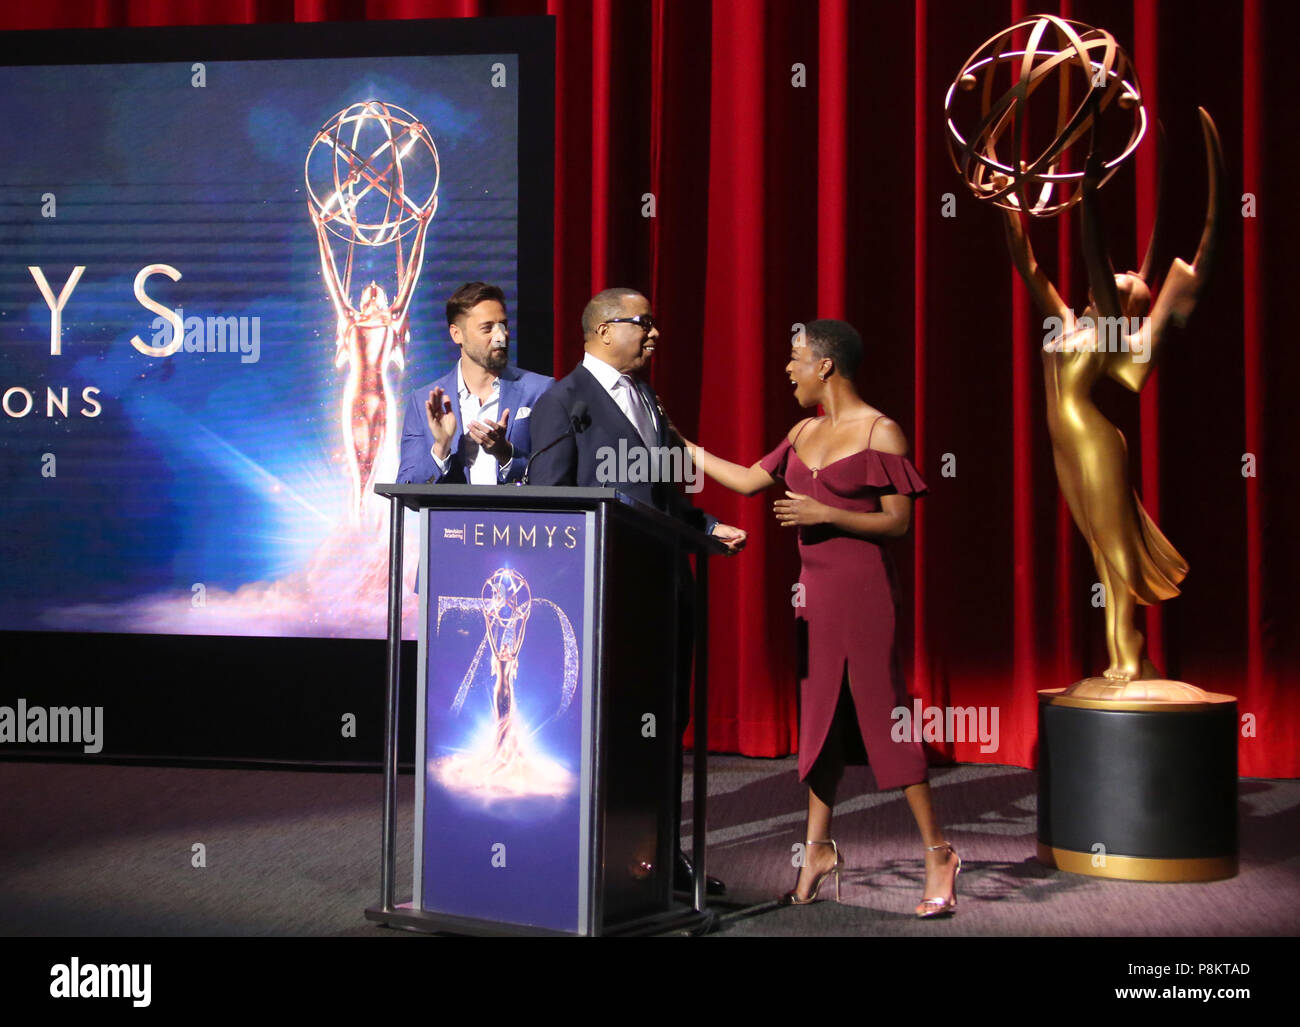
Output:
[603, 314, 656, 332]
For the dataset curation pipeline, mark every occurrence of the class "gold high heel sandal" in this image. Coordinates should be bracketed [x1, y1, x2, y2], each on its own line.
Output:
[780, 839, 844, 905]
[916, 841, 961, 918]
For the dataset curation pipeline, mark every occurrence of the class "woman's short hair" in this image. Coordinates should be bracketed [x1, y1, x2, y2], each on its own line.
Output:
[805, 319, 863, 378]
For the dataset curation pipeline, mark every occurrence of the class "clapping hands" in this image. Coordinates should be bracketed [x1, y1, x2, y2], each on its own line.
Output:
[466, 409, 512, 461]
[426, 387, 512, 462]
[425, 387, 457, 460]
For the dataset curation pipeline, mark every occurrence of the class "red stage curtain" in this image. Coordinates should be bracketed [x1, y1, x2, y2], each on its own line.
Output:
[11, 0, 1297, 777]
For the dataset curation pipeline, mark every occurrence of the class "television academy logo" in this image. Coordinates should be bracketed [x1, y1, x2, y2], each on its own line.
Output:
[442, 522, 579, 549]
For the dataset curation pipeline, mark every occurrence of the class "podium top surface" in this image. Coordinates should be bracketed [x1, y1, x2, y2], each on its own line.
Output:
[374, 483, 726, 554]
[377, 483, 625, 507]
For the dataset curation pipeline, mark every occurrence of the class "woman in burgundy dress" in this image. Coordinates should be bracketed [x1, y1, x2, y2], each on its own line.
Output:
[686, 319, 960, 917]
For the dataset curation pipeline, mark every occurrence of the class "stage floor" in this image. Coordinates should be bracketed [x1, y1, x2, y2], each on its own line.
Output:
[0, 757, 1294, 937]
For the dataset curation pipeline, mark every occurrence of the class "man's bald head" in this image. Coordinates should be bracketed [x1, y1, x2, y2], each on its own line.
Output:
[582, 288, 644, 342]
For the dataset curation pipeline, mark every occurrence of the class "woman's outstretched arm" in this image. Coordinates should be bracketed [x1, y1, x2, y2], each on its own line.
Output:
[687, 442, 776, 496]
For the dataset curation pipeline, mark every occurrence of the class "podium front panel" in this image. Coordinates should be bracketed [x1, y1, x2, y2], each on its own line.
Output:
[595, 510, 680, 926]
[413, 507, 595, 933]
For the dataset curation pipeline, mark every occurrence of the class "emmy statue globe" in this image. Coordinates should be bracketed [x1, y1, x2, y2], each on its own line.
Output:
[306, 101, 439, 528]
[946, 15, 1237, 881]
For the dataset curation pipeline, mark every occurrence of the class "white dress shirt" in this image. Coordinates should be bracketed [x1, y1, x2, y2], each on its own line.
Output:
[432, 363, 512, 483]
[582, 352, 658, 446]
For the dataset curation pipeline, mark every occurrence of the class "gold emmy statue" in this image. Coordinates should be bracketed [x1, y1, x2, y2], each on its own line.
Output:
[431, 569, 579, 801]
[306, 101, 439, 526]
[480, 567, 532, 771]
[946, 15, 1238, 882]
[946, 15, 1224, 704]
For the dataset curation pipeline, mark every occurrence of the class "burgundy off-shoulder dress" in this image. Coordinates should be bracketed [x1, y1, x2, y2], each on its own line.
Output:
[759, 417, 929, 789]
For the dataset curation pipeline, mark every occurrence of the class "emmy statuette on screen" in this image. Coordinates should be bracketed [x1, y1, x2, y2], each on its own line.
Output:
[946, 15, 1238, 881]
[306, 101, 440, 528]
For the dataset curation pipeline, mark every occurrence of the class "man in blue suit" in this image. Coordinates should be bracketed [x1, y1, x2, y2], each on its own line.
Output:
[398, 281, 553, 485]
[529, 287, 746, 896]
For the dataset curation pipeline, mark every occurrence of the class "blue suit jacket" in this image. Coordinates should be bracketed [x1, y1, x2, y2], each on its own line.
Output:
[527, 362, 717, 534]
[397, 363, 554, 484]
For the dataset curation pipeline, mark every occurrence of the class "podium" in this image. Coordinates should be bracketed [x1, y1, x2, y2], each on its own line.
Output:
[365, 484, 724, 936]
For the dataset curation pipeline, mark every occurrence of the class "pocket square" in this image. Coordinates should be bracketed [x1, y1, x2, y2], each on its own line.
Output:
[516, 406, 532, 419]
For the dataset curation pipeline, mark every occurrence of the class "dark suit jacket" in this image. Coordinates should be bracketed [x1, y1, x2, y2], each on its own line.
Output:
[397, 363, 554, 484]
[527, 361, 717, 534]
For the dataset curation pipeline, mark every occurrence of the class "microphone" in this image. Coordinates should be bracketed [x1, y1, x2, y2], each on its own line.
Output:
[522, 401, 589, 484]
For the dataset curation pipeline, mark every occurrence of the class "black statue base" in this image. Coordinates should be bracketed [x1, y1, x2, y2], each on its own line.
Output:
[1036, 688, 1238, 882]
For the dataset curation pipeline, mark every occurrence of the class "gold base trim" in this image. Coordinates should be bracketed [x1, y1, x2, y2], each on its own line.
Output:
[1036, 842, 1237, 882]
[1064, 676, 1211, 703]
[1038, 687, 1237, 713]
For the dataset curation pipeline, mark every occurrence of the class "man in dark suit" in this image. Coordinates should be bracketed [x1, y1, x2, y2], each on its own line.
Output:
[397, 281, 553, 485]
[529, 287, 746, 895]
[527, 288, 746, 545]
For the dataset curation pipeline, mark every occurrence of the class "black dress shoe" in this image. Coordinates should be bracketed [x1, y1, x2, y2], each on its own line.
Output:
[674, 850, 726, 896]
